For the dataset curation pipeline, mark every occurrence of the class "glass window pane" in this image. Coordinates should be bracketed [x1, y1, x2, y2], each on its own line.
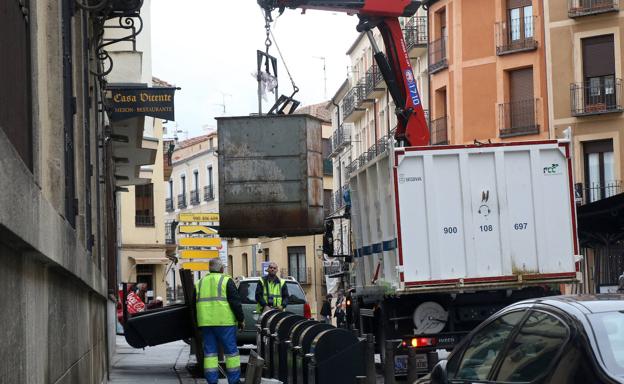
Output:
[238, 282, 257, 304]
[604, 151, 616, 197]
[587, 153, 600, 202]
[588, 311, 624, 376]
[452, 311, 526, 380]
[605, 75, 615, 95]
[496, 311, 568, 382]
[590, 77, 601, 96]
[509, 8, 521, 41]
[524, 6, 533, 38]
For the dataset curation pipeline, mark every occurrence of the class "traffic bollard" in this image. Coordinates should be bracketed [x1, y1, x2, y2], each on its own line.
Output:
[384, 340, 397, 384]
[407, 346, 419, 383]
[365, 334, 376, 384]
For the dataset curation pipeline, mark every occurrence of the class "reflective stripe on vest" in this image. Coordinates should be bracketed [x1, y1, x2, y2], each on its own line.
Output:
[257, 277, 285, 311]
[196, 273, 237, 327]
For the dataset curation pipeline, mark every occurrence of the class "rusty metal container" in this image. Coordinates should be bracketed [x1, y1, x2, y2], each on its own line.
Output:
[217, 115, 324, 237]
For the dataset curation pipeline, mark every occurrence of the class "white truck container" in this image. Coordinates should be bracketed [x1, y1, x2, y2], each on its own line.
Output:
[350, 140, 579, 292]
[347, 140, 580, 374]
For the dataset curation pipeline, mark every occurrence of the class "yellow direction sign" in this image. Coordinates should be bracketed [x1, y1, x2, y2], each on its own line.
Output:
[182, 262, 209, 271]
[179, 237, 222, 247]
[179, 249, 219, 259]
[178, 213, 220, 222]
[178, 225, 218, 235]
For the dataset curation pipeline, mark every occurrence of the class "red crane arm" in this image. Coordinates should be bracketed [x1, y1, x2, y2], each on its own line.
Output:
[258, 0, 430, 146]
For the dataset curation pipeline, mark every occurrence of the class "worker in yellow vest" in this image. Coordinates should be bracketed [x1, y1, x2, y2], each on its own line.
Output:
[255, 261, 289, 313]
[195, 258, 245, 384]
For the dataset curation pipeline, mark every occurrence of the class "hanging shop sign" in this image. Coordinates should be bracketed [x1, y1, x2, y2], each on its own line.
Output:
[106, 86, 177, 121]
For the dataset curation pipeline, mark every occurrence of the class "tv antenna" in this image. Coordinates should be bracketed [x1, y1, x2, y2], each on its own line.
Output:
[313, 56, 327, 99]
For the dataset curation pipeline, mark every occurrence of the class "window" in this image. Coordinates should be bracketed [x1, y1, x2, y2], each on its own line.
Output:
[242, 253, 248, 277]
[449, 310, 526, 380]
[508, 0, 533, 43]
[168, 179, 173, 198]
[263, 248, 270, 263]
[583, 35, 616, 110]
[496, 311, 568, 381]
[205, 166, 214, 201]
[0, 1, 32, 169]
[288, 246, 307, 283]
[180, 175, 186, 195]
[324, 189, 332, 217]
[501, 67, 537, 136]
[583, 140, 616, 202]
[209, 138, 214, 149]
[135, 184, 155, 227]
[193, 170, 199, 191]
[228, 255, 233, 276]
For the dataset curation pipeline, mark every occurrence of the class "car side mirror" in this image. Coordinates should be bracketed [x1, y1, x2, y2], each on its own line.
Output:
[430, 360, 449, 384]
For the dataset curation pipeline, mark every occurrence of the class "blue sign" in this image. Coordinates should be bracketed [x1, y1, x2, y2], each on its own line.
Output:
[404, 69, 421, 106]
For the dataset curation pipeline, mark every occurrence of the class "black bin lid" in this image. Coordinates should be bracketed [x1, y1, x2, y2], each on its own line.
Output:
[267, 311, 291, 334]
[310, 328, 360, 363]
[289, 320, 318, 347]
[299, 323, 334, 354]
[259, 309, 281, 329]
[275, 315, 307, 341]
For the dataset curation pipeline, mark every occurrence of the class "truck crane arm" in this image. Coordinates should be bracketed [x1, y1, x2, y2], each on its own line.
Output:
[258, 0, 430, 146]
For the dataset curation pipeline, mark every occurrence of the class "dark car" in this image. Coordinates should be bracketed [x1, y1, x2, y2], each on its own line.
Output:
[417, 295, 624, 384]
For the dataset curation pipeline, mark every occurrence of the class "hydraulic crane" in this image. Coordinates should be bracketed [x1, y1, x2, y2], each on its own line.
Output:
[258, 0, 430, 147]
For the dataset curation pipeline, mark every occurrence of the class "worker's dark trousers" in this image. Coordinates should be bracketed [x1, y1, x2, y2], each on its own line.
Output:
[201, 326, 241, 384]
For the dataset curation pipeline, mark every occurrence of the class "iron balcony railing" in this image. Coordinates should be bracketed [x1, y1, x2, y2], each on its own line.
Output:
[331, 185, 350, 213]
[496, 16, 538, 55]
[364, 64, 384, 97]
[165, 197, 174, 212]
[342, 83, 367, 119]
[135, 215, 155, 227]
[499, 99, 540, 137]
[570, 78, 623, 116]
[430, 116, 449, 145]
[190, 189, 200, 205]
[575, 181, 622, 204]
[404, 16, 428, 50]
[568, 0, 619, 17]
[429, 36, 448, 74]
[177, 193, 187, 209]
[282, 267, 313, 284]
[204, 185, 215, 201]
[331, 124, 352, 156]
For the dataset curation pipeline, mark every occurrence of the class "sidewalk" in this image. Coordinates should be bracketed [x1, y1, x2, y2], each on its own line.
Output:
[109, 335, 225, 383]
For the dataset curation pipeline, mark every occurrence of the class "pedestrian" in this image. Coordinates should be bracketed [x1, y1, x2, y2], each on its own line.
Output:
[334, 290, 346, 328]
[618, 271, 624, 293]
[255, 261, 289, 314]
[320, 293, 333, 323]
[195, 258, 245, 384]
[136, 282, 148, 303]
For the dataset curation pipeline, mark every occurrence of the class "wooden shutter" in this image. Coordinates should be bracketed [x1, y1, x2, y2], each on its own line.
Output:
[0, 1, 32, 169]
[510, 68, 534, 102]
[507, 0, 532, 8]
[583, 35, 615, 78]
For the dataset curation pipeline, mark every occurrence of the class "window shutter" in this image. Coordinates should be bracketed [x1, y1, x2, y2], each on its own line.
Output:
[510, 68, 534, 102]
[582, 35, 615, 79]
[507, 0, 532, 8]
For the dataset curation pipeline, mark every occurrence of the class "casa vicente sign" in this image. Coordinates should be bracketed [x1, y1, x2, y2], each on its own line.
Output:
[106, 86, 178, 121]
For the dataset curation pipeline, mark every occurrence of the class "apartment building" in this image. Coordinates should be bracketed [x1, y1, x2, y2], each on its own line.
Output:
[0, 0, 158, 382]
[424, 0, 549, 143]
[327, 12, 429, 286]
[544, 0, 624, 293]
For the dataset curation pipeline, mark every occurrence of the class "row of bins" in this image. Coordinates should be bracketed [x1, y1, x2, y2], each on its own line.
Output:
[256, 309, 365, 384]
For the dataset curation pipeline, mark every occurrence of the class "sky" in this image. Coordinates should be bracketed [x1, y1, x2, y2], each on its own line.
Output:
[150, 0, 360, 139]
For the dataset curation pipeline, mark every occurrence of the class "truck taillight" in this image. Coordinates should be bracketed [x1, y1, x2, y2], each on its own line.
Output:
[404, 337, 436, 348]
[304, 303, 312, 319]
[346, 299, 351, 306]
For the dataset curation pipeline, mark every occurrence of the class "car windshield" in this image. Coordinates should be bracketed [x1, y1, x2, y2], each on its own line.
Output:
[589, 311, 624, 377]
[237, 280, 307, 305]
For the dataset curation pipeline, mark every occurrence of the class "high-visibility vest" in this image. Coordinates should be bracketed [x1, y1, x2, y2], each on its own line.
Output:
[257, 277, 285, 312]
[195, 273, 237, 327]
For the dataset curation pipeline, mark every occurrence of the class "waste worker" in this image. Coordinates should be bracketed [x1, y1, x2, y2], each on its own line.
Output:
[255, 261, 289, 313]
[195, 258, 245, 384]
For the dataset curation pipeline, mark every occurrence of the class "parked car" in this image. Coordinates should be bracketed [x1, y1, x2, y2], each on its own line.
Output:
[236, 276, 311, 344]
[417, 294, 624, 384]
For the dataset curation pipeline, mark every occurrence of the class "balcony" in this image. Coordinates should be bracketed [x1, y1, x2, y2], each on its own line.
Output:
[575, 181, 622, 204]
[135, 215, 155, 227]
[570, 78, 623, 116]
[165, 197, 174, 212]
[568, 0, 619, 17]
[282, 267, 313, 285]
[342, 83, 368, 122]
[499, 99, 540, 138]
[429, 36, 448, 74]
[204, 185, 215, 201]
[190, 189, 200, 205]
[364, 64, 385, 98]
[165, 220, 176, 245]
[404, 16, 428, 52]
[330, 123, 352, 157]
[323, 158, 333, 176]
[496, 16, 538, 55]
[430, 116, 449, 145]
[177, 193, 187, 209]
[331, 185, 350, 213]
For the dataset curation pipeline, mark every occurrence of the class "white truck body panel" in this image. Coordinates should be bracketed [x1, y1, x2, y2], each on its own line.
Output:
[350, 141, 579, 293]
